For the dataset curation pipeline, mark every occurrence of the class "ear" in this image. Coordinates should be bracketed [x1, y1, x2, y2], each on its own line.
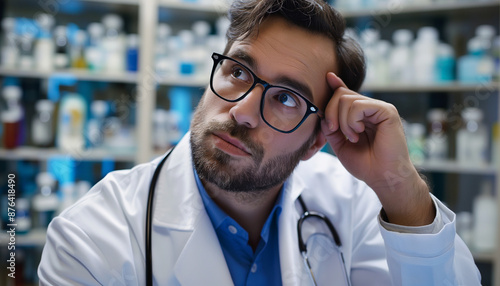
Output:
[301, 129, 327, 161]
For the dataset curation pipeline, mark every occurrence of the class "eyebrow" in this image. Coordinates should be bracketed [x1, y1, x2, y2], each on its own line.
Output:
[227, 49, 315, 103]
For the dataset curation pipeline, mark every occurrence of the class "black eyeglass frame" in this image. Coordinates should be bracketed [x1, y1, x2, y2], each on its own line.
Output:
[209, 52, 324, 134]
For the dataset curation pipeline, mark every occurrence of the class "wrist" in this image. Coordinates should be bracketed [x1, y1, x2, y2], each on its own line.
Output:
[379, 173, 435, 226]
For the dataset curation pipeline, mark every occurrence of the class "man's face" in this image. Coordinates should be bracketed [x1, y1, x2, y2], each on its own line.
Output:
[190, 16, 337, 193]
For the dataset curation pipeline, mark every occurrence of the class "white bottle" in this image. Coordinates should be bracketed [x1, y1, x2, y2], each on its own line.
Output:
[53, 25, 70, 69]
[102, 14, 125, 73]
[375, 40, 391, 85]
[16, 198, 32, 234]
[192, 21, 211, 77]
[34, 13, 55, 71]
[32, 172, 59, 228]
[18, 32, 36, 70]
[32, 99, 55, 147]
[472, 181, 498, 252]
[413, 27, 439, 84]
[1, 17, 19, 68]
[87, 100, 108, 148]
[456, 107, 488, 165]
[389, 29, 413, 84]
[57, 93, 87, 154]
[360, 29, 380, 85]
[425, 108, 448, 161]
[85, 22, 105, 72]
[407, 123, 426, 164]
[155, 23, 173, 75]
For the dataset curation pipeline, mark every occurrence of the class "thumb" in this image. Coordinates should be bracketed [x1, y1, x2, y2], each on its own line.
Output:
[326, 72, 348, 92]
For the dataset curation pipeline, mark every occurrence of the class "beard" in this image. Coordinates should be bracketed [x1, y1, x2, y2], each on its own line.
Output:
[190, 101, 318, 193]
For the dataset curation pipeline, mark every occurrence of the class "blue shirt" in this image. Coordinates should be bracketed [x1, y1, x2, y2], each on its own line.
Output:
[194, 170, 283, 286]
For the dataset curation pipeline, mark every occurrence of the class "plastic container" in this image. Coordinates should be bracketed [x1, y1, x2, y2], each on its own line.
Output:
[456, 107, 488, 165]
[57, 93, 87, 154]
[472, 181, 498, 252]
[2, 86, 23, 149]
[32, 172, 59, 228]
[1, 17, 19, 68]
[32, 99, 55, 147]
[53, 25, 70, 69]
[425, 108, 448, 161]
[34, 13, 55, 71]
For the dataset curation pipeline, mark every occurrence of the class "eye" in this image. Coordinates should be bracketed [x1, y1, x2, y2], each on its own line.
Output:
[276, 92, 298, 108]
[231, 65, 252, 83]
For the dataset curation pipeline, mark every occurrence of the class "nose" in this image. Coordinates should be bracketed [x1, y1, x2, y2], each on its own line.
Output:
[229, 86, 263, 129]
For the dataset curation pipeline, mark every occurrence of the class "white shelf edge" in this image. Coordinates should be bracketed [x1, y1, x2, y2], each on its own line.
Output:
[81, 0, 139, 5]
[0, 68, 139, 84]
[414, 160, 499, 175]
[361, 81, 500, 93]
[0, 147, 137, 162]
[340, 0, 500, 18]
[157, 0, 229, 13]
[0, 228, 47, 247]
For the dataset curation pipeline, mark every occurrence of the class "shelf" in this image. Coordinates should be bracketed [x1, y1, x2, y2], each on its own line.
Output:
[0, 68, 211, 87]
[361, 82, 500, 93]
[158, 0, 229, 13]
[0, 68, 138, 84]
[0, 147, 136, 162]
[0, 228, 46, 247]
[81, 0, 138, 5]
[340, 0, 500, 18]
[414, 160, 499, 175]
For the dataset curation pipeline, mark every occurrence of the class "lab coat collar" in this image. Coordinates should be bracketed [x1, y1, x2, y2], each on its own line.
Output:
[152, 132, 309, 285]
[152, 133, 203, 230]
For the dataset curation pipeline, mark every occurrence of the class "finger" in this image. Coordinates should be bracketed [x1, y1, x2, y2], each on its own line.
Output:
[323, 72, 349, 132]
[326, 72, 348, 91]
[338, 94, 362, 142]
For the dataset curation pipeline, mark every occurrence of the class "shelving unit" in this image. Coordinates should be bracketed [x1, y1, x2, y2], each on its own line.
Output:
[340, 0, 500, 18]
[345, 1, 499, 284]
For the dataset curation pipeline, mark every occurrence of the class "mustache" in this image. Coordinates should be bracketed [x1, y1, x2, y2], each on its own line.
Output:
[205, 120, 264, 158]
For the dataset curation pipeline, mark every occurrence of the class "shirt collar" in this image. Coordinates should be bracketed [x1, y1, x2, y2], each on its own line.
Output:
[193, 167, 284, 243]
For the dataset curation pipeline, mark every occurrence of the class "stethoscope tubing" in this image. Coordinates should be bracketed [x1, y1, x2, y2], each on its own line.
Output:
[145, 150, 350, 286]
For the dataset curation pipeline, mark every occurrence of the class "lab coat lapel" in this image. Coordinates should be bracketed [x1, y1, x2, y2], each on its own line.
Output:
[151, 134, 232, 285]
[173, 212, 234, 285]
[279, 173, 311, 286]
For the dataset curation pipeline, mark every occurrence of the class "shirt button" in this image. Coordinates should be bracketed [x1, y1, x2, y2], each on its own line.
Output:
[228, 225, 238, 234]
[251, 263, 258, 273]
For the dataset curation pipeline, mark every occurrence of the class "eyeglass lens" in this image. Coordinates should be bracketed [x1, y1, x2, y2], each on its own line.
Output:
[211, 56, 311, 133]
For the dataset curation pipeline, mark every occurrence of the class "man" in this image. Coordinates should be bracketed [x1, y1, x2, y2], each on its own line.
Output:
[38, 0, 481, 285]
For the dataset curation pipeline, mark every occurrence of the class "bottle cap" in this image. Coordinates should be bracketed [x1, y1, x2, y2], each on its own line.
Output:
[417, 27, 439, 42]
[1, 17, 15, 32]
[36, 99, 55, 112]
[87, 22, 105, 38]
[36, 172, 56, 188]
[2, 85, 22, 102]
[192, 21, 210, 37]
[91, 100, 108, 117]
[476, 25, 495, 39]
[461, 107, 483, 122]
[127, 34, 139, 48]
[102, 14, 123, 31]
[157, 23, 172, 39]
[427, 108, 447, 122]
[393, 29, 412, 45]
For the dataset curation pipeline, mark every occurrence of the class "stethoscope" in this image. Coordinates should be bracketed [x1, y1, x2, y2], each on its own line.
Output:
[145, 149, 351, 286]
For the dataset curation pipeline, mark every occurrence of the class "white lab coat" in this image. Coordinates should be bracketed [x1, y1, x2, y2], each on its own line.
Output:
[38, 134, 481, 285]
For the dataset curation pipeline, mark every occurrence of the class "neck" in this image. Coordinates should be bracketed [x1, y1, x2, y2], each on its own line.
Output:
[202, 180, 282, 250]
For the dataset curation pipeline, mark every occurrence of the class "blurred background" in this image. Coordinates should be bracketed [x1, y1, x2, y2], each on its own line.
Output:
[0, 0, 498, 285]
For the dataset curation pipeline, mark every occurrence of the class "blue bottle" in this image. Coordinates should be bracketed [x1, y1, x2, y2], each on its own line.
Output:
[458, 37, 494, 83]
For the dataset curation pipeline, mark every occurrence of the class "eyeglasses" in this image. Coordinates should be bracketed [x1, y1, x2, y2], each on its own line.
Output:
[209, 53, 324, 133]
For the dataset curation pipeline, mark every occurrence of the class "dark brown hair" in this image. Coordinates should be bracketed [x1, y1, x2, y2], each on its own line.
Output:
[224, 0, 366, 92]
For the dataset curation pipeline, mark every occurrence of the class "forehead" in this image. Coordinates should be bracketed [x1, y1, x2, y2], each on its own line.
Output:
[226, 16, 337, 108]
